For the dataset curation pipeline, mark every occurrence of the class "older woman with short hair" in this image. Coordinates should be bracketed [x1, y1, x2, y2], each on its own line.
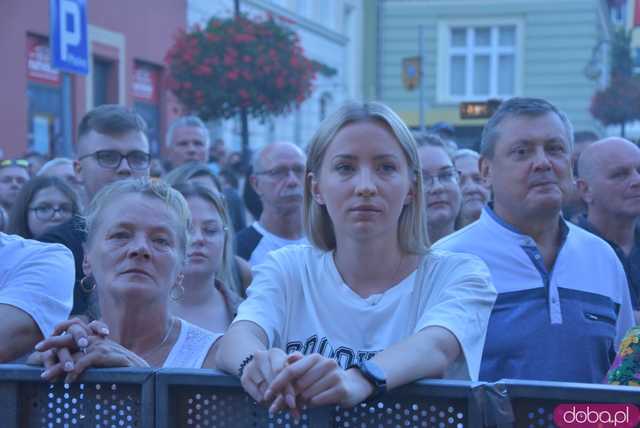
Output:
[164, 161, 224, 194]
[32, 179, 220, 381]
[216, 101, 496, 413]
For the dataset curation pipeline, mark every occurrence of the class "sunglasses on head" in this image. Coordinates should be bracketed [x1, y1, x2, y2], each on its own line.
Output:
[0, 159, 30, 169]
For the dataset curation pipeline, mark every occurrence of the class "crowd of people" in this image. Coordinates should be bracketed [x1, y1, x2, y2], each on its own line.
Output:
[0, 96, 639, 414]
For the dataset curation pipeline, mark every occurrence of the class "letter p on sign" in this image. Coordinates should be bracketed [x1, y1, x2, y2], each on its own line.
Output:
[50, 0, 88, 75]
[59, 0, 81, 61]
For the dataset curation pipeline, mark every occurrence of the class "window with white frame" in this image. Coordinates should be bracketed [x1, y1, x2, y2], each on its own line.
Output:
[445, 24, 518, 101]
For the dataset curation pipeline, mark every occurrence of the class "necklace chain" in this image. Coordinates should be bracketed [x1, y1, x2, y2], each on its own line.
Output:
[392, 254, 405, 283]
[140, 316, 175, 358]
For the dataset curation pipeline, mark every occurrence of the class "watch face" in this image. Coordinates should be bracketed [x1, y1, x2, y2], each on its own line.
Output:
[362, 360, 386, 384]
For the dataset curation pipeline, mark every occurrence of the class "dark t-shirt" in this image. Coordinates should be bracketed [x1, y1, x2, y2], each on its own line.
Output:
[223, 187, 247, 233]
[577, 215, 640, 310]
[235, 224, 263, 262]
[38, 216, 92, 316]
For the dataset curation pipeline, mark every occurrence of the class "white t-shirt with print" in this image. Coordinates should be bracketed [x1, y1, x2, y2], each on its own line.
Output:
[0, 233, 74, 338]
[234, 245, 496, 380]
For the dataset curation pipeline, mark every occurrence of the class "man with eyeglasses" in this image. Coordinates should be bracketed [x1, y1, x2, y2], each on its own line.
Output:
[39, 105, 150, 317]
[415, 134, 462, 243]
[0, 159, 31, 212]
[435, 97, 634, 383]
[236, 142, 308, 266]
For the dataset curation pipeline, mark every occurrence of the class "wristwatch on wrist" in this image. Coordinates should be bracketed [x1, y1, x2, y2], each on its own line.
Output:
[348, 360, 387, 399]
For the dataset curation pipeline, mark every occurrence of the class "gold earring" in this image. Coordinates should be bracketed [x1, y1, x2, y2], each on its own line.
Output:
[170, 284, 185, 301]
[79, 276, 96, 293]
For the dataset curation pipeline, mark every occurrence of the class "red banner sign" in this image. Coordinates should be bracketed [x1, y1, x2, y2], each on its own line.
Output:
[26, 35, 60, 85]
[132, 63, 160, 103]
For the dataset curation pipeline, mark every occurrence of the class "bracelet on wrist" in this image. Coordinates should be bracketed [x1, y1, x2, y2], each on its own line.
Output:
[238, 354, 254, 378]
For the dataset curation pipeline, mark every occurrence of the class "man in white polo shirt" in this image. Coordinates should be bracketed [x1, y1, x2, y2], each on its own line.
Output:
[0, 232, 74, 361]
[236, 142, 308, 266]
[435, 97, 634, 383]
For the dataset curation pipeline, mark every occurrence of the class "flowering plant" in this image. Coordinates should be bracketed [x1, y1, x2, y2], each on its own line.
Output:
[590, 76, 640, 127]
[590, 28, 640, 130]
[607, 326, 640, 386]
[165, 15, 317, 121]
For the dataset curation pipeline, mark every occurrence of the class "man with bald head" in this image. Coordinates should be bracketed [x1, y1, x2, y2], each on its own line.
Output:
[577, 137, 640, 315]
[236, 142, 308, 266]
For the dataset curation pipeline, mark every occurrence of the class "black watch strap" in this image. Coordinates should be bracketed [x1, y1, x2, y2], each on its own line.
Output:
[348, 360, 387, 399]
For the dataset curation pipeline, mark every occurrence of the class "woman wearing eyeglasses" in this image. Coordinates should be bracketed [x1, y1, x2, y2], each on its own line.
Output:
[170, 183, 243, 333]
[7, 176, 81, 239]
[415, 133, 463, 244]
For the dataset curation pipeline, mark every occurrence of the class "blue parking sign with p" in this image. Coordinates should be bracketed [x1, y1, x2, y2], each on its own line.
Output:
[50, 0, 88, 75]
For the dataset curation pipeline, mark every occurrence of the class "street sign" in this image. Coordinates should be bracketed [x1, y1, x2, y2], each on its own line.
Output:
[402, 57, 421, 91]
[459, 100, 501, 119]
[49, 0, 88, 75]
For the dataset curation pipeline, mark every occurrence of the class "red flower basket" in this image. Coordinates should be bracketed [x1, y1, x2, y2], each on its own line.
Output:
[165, 15, 317, 122]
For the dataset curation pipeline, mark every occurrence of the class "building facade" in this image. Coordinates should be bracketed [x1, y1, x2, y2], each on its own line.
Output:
[1, 0, 186, 159]
[187, 0, 364, 152]
[366, 0, 611, 148]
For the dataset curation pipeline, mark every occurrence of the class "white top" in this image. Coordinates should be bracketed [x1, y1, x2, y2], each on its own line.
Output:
[162, 318, 221, 368]
[249, 222, 308, 266]
[434, 207, 635, 382]
[235, 245, 496, 381]
[0, 233, 74, 338]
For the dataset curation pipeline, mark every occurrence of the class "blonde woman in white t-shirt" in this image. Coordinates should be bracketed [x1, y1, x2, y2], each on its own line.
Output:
[216, 102, 496, 414]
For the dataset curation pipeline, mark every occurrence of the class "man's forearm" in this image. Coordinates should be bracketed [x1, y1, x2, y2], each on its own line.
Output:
[0, 304, 43, 362]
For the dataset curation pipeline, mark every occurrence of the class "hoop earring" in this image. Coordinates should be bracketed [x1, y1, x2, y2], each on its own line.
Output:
[170, 284, 185, 301]
[79, 276, 96, 293]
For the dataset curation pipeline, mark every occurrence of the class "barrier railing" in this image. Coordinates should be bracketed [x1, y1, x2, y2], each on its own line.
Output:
[0, 364, 154, 428]
[491, 379, 640, 428]
[156, 369, 483, 428]
[0, 364, 638, 427]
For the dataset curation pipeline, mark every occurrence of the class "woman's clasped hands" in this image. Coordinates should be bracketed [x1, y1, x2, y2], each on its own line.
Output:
[240, 349, 375, 418]
[28, 317, 149, 383]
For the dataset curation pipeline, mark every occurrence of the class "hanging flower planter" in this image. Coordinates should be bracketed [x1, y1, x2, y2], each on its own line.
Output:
[165, 15, 318, 122]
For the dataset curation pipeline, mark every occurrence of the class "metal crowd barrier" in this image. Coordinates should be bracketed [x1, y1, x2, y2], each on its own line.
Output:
[0, 364, 154, 428]
[489, 379, 640, 428]
[155, 369, 483, 428]
[0, 364, 639, 427]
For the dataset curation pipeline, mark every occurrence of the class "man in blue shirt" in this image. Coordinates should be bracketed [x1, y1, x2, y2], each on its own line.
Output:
[435, 97, 634, 383]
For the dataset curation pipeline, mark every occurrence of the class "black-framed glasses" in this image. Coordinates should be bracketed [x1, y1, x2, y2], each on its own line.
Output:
[422, 168, 459, 189]
[30, 204, 73, 221]
[255, 165, 305, 180]
[78, 150, 150, 170]
[0, 159, 30, 169]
